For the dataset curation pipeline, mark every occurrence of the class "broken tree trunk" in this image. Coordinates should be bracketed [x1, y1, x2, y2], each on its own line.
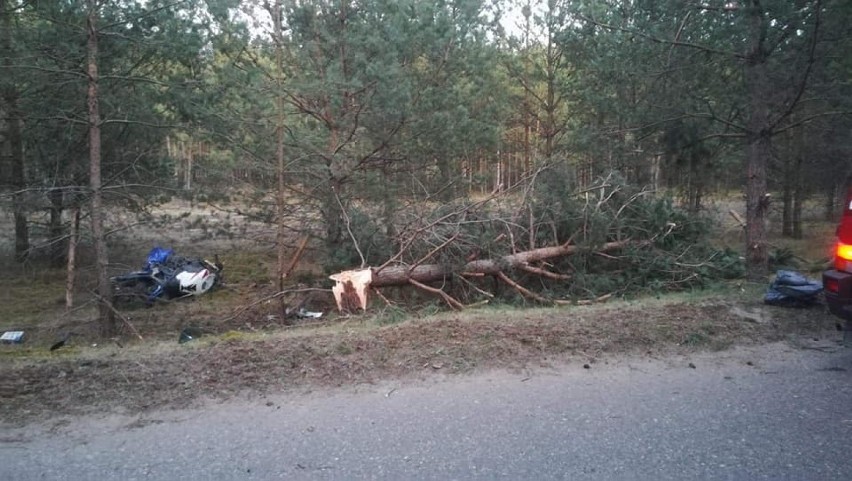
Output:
[329, 268, 373, 313]
[369, 240, 632, 287]
[328, 240, 635, 312]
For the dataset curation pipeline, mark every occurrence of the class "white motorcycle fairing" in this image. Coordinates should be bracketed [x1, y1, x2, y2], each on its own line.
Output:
[175, 268, 218, 296]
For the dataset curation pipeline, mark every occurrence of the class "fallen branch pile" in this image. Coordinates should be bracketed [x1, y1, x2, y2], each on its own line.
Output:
[328, 171, 742, 313]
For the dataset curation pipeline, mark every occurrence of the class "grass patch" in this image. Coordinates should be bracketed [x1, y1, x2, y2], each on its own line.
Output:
[1, 285, 841, 425]
[218, 250, 274, 285]
[0, 268, 67, 330]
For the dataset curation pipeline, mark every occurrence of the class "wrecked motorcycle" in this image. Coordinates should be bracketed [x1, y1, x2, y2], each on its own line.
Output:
[111, 247, 223, 305]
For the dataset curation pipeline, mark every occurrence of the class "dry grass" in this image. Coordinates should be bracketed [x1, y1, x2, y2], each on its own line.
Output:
[1, 286, 840, 425]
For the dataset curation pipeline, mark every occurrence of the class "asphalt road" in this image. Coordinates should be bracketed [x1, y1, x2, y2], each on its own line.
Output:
[3, 340, 852, 481]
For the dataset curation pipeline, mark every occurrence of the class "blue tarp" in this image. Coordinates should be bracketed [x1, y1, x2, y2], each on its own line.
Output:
[764, 270, 823, 307]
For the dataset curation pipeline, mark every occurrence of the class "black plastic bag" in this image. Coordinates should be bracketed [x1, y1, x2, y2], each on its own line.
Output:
[764, 270, 823, 307]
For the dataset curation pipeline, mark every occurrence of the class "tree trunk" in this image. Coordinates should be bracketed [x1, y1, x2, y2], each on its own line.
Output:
[543, 50, 556, 160]
[48, 188, 65, 266]
[184, 142, 192, 191]
[782, 156, 793, 237]
[825, 182, 837, 221]
[272, 0, 291, 322]
[370, 240, 631, 287]
[86, 2, 115, 336]
[10, 117, 27, 263]
[65, 207, 80, 310]
[323, 177, 345, 258]
[744, 132, 770, 280]
[1, 0, 28, 262]
[792, 189, 803, 240]
[792, 157, 804, 239]
[743, 1, 771, 281]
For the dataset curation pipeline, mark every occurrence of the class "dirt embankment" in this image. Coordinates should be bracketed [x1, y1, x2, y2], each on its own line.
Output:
[1, 292, 841, 425]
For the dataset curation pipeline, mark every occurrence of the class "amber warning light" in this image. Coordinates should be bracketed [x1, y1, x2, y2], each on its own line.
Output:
[836, 242, 852, 271]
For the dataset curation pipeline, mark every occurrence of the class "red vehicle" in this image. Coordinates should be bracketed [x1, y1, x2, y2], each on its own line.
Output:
[823, 185, 852, 343]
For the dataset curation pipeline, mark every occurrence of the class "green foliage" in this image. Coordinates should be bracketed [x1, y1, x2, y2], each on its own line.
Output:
[769, 247, 798, 270]
[5, 0, 849, 296]
[521, 172, 745, 299]
[378, 170, 745, 304]
[323, 206, 393, 274]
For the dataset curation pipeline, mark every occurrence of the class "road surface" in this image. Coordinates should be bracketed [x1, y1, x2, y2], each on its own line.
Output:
[3, 340, 852, 480]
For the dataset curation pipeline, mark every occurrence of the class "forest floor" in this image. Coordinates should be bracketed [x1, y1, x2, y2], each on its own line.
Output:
[0, 196, 843, 425]
[0, 284, 843, 426]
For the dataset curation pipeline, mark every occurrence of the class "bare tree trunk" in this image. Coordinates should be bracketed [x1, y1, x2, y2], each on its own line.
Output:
[792, 157, 804, 239]
[65, 207, 80, 310]
[782, 156, 794, 237]
[687, 160, 704, 214]
[743, 1, 771, 280]
[48, 188, 66, 266]
[370, 240, 632, 287]
[323, 177, 345, 255]
[523, 114, 531, 175]
[86, 2, 115, 336]
[1, 0, 28, 262]
[825, 182, 837, 221]
[271, 0, 291, 321]
[184, 141, 192, 191]
[744, 132, 770, 280]
[792, 188, 803, 240]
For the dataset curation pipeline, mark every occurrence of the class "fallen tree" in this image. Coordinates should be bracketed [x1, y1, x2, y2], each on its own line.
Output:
[329, 240, 634, 311]
[327, 171, 744, 313]
[370, 240, 631, 287]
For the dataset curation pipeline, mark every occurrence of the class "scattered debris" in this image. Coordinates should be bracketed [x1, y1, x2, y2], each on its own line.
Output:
[583, 363, 591, 369]
[179, 327, 204, 344]
[688, 362, 696, 369]
[1, 331, 25, 344]
[296, 308, 323, 319]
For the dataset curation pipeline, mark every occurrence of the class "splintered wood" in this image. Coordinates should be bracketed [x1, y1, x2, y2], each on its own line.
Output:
[329, 268, 373, 313]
